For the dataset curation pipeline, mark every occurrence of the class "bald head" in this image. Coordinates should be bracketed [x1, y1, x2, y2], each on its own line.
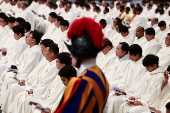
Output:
[151, 18, 158, 26]
[135, 26, 144, 38]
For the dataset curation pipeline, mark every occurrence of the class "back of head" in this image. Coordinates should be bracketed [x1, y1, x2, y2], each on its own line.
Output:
[158, 21, 166, 27]
[166, 102, 170, 110]
[102, 38, 113, 48]
[30, 30, 42, 44]
[0, 15, 8, 22]
[40, 39, 54, 47]
[145, 27, 155, 36]
[136, 7, 143, 12]
[59, 65, 77, 80]
[99, 19, 107, 25]
[12, 25, 25, 37]
[167, 65, 170, 72]
[105, 7, 109, 12]
[7, 17, 15, 23]
[56, 16, 64, 22]
[119, 42, 129, 54]
[48, 43, 59, 57]
[60, 20, 69, 27]
[115, 17, 122, 24]
[128, 44, 142, 57]
[16, 17, 26, 24]
[0, 12, 7, 18]
[119, 25, 129, 33]
[142, 54, 159, 67]
[56, 52, 71, 66]
[49, 12, 57, 18]
[20, 22, 31, 32]
[95, 6, 100, 11]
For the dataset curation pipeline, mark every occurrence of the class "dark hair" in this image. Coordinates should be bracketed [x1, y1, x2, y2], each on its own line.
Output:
[15, 17, 26, 24]
[0, 16, 8, 22]
[57, 52, 71, 65]
[20, 22, 31, 32]
[48, 44, 59, 57]
[120, 5, 125, 10]
[165, 3, 169, 7]
[40, 39, 54, 47]
[95, 6, 100, 11]
[0, 12, 7, 18]
[60, 20, 69, 27]
[22, 3, 28, 7]
[116, 3, 120, 5]
[99, 19, 107, 25]
[145, 28, 155, 36]
[142, 0, 147, 3]
[148, 3, 152, 7]
[7, 17, 15, 23]
[56, 16, 64, 22]
[122, 1, 127, 3]
[119, 42, 129, 54]
[85, 4, 90, 8]
[154, 18, 158, 22]
[115, 17, 122, 24]
[126, 7, 130, 10]
[49, 12, 57, 18]
[136, 7, 143, 11]
[105, 7, 109, 12]
[128, 44, 142, 57]
[168, 33, 170, 36]
[166, 102, 170, 110]
[142, 54, 159, 67]
[12, 25, 25, 36]
[167, 65, 170, 72]
[119, 25, 129, 33]
[102, 38, 113, 48]
[136, 3, 141, 7]
[158, 21, 166, 27]
[59, 65, 77, 80]
[30, 31, 42, 44]
[159, 9, 164, 13]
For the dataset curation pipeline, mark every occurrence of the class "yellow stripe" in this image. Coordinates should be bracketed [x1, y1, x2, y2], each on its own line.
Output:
[84, 96, 96, 113]
[77, 82, 93, 112]
[81, 75, 104, 112]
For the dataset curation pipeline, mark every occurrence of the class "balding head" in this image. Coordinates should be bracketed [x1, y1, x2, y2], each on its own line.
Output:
[151, 18, 158, 26]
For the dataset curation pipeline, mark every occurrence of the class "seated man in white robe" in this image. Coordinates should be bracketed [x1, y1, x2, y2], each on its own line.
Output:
[119, 54, 166, 113]
[35, 12, 57, 34]
[99, 19, 112, 38]
[118, 5, 126, 20]
[142, 28, 160, 56]
[156, 33, 170, 70]
[119, 25, 134, 45]
[60, 4, 75, 25]
[105, 44, 147, 113]
[22, 65, 76, 113]
[6, 52, 72, 113]
[145, 4, 155, 21]
[0, 31, 43, 96]
[103, 7, 113, 27]
[107, 42, 132, 87]
[156, 21, 170, 46]
[97, 38, 116, 75]
[55, 20, 70, 52]
[0, 25, 28, 76]
[133, 26, 147, 47]
[129, 7, 147, 37]
[150, 17, 160, 34]
[158, 9, 167, 22]
[94, 6, 104, 24]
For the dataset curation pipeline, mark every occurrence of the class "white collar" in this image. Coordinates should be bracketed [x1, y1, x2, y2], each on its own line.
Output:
[78, 58, 96, 74]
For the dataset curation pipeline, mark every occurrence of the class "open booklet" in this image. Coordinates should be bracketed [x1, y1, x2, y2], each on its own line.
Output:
[111, 86, 123, 94]
[29, 101, 50, 112]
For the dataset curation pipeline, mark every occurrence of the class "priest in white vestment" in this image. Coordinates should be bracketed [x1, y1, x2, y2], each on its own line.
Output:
[105, 44, 147, 113]
[99, 19, 113, 38]
[0, 31, 43, 100]
[6, 52, 72, 113]
[106, 42, 132, 87]
[142, 28, 160, 56]
[155, 21, 170, 46]
[133, 27, 147, 47]
[119, 26, 134, 46]
[118, 54, 166, 113]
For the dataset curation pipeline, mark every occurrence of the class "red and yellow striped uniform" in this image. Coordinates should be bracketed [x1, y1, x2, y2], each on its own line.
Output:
[53, 65, 109, 113]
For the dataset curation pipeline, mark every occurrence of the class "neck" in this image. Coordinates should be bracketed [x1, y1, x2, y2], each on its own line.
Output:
[29, 43, 36, 47]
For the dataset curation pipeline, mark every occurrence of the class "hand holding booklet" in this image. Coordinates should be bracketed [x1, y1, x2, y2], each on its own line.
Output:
[123, 97, 134, 103]
[13, 76, 22, 83]
[29, 101, 50, 112]
[111, 86, 123, 94]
